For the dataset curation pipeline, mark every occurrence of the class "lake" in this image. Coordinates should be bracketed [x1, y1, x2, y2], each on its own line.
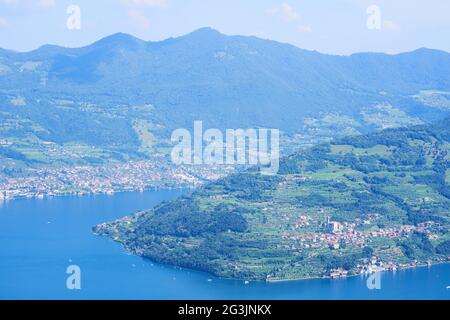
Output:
[0, 189, 448, 300]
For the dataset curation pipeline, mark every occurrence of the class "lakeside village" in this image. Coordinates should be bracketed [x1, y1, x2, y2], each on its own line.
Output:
[281, 215, 449, 279]
[0, 161, 234, 201]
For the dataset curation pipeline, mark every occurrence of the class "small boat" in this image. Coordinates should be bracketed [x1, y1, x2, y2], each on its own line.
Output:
[446, 286, 450, 289]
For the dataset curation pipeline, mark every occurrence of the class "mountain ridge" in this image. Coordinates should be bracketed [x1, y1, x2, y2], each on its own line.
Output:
[1, 28, 450, 174]
[1, 28, 449, 56]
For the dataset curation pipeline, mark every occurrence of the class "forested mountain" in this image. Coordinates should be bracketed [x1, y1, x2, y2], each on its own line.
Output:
[95, 118, 450, 281]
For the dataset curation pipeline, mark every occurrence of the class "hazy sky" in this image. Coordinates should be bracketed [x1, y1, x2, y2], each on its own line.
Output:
[1, 0, 449, 55]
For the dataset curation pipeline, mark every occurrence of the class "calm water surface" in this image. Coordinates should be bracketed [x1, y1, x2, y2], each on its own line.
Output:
[0, 190, 448, 300]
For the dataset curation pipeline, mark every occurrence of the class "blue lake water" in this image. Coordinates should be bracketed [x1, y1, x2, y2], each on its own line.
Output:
[0, 189, 449, 300]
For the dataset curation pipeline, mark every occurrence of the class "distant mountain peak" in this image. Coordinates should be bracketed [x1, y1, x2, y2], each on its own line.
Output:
[90, 32, 146, 49]
[180, 27, 224, 41]
[409, 47, 449, 55]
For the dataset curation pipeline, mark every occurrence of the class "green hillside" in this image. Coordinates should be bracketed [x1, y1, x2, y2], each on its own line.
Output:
[95, 118, 450, 281]
[1, 29, 450, 176]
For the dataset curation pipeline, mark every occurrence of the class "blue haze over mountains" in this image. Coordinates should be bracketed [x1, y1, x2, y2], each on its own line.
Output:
[0, 27, 450, 164]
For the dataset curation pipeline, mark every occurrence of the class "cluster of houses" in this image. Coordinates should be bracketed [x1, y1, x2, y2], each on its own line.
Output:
[0, 161, 233, 201]
[281, 214, 442, 254]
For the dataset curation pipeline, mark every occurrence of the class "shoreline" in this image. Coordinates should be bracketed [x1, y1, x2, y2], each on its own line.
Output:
[105, 235, 450, 284]
[265, 261, 450, 283]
